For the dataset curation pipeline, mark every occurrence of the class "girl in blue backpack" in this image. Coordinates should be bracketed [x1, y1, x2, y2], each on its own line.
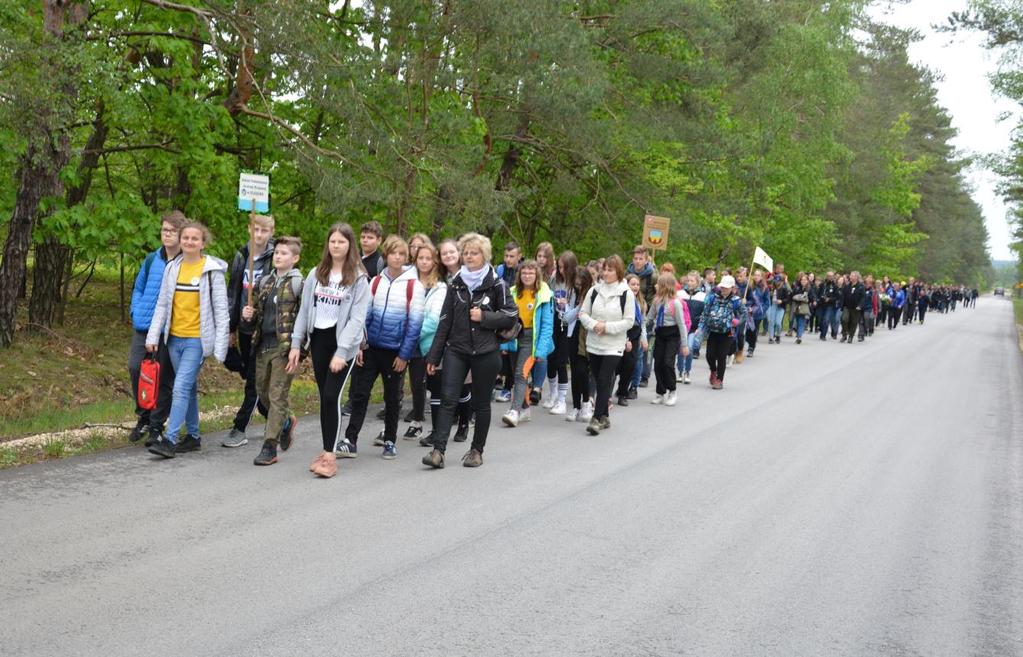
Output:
[501, 260, 554, 427]
[695, 275, 748, 390]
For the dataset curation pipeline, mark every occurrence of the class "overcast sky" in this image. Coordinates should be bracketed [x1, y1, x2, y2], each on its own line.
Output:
[869, 0, 1017, 261]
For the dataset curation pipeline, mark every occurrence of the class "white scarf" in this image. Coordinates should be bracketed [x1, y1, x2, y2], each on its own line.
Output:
[458, 264, 491, 292]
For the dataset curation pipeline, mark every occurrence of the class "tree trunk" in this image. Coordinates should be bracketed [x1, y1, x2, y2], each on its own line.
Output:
[0, 135, 71, 346]
[496, 115, 530, 192]
[29, 101, 107, 327]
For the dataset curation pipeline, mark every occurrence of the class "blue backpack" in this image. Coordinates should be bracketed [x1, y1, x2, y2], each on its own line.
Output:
[705, 294, 739, 334]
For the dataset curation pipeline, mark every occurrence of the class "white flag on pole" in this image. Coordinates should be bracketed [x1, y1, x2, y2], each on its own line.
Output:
[753, 246, 773, 272]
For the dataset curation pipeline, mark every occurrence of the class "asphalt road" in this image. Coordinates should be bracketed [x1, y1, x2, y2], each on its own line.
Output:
[2, 297, 1021, 657]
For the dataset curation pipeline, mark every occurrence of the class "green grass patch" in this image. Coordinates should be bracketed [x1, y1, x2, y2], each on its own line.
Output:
[0, 445, 17, 467]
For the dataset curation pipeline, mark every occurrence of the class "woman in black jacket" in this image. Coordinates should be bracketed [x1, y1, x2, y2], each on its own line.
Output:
[422, 233, 518, 469]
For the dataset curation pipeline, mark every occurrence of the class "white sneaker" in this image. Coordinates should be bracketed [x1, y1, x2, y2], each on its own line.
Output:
[542, 395, 556, 409]
[565, 407, 579, 422]
[683, 372, 692, 385]
[665, 391, 677, 406]
[676, 372, 684, 382]
[501, 409, 519, 427]
[519, 407, 532, 423]
[579, 401, 594, 422]
[651, 394, 664, 405]
[550, 399, 567, 415]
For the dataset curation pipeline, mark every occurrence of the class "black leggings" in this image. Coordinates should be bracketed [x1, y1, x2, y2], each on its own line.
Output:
[345, 346, 403, 445]
[548, 320, 570, 385]
[745, 325, 759, 354]
[431, 349, 501, 454]
[616, 334, 639, 397]
[653, 326, 680, 394]
[409, 356, 427, 422]
[426, 372, 471, 431]
[310, 328, 354, 452]
[706, 332, 730, 382]
[588, 353, 622, 420]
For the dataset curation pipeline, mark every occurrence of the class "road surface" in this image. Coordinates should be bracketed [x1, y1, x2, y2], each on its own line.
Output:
[1, 297, 1021, 656]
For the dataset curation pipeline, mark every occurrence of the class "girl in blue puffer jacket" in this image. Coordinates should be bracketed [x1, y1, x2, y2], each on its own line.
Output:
[500, 260, 554, 427]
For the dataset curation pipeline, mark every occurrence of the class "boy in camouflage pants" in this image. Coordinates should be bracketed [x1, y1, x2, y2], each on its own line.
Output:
[241, 236, 304, 466]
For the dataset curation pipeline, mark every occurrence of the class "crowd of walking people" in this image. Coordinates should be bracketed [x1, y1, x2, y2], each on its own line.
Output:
[127, 212, 980, 475]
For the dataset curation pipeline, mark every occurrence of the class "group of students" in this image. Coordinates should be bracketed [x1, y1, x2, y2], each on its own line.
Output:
[127, 213, 968, 476]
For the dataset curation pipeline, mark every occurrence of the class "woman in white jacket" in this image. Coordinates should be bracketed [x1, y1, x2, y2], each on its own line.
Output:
[578, 255, 636, 435]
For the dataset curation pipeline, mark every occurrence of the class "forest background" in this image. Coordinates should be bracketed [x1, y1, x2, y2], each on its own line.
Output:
[0, 0, 1019, 450]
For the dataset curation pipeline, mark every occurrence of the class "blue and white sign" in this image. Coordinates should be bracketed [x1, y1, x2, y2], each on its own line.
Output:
[238, 173, 270, 213]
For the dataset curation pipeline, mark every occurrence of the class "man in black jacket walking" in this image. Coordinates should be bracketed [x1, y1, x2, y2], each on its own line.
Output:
[817, 272, 840, 341]
[840, 271, 865, 343]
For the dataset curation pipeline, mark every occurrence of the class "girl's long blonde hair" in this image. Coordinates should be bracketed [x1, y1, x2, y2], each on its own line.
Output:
[655, 272, 677, 305]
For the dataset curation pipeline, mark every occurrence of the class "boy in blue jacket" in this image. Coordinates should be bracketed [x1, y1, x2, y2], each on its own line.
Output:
[127, 211, 184, 444]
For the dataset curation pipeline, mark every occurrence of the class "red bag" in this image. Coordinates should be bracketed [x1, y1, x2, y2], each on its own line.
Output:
[138, 353, 160, 411]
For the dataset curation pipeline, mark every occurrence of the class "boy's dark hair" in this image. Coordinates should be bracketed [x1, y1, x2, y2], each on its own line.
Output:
[275, 236, 302, 257]
[161, 210, 187, 231]
[504, 240, 520, 253]
[632, 245, 650, 256]
[703, 267, 715, 277]
[360, 221, 383, 238]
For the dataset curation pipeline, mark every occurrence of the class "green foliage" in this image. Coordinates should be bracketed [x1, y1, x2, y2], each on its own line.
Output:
[0, 0, 994, 316]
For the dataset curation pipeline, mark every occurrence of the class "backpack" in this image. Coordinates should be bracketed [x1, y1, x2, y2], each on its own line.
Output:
[664, 298, 692, 332]
[371, 276, 415, 314]
[138, 353, 160, 411]
[705, 294, 739, 334]
[589, 288, 628, 317]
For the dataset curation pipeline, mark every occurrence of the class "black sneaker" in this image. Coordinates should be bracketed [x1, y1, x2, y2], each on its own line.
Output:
[373, 430, 386, 447]
[253, 440, 278, 466]
[144, 428, 162, 448]
[638, 379, 649, 388]
[627, 388, 638, 400]
[403, 422, 423, 440]
[279, 415, 297, 451]
[148, 437, 176, 459]
[341, 401, 352, 416]
[129, 418, 148, 443]
[175, 435, 202, 453]
[528, 388, 541, 406]
[419, 432, 435, 447]
[403, 408, 416, 423]
[616, 395, 629, 407]
[453, 424, 469, 443]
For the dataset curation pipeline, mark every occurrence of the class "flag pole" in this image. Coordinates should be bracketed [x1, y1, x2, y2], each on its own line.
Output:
[246, 198, 255, 307]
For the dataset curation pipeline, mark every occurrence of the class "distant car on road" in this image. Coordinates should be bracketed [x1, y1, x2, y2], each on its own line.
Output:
[994, 287, 1005, 296]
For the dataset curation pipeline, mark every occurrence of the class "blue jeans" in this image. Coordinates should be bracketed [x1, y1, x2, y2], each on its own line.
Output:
[795, 315, 806, 338]
[632, 346, 646, 389]
[677, 332, 700, 374]
[820, 305, 839, 338]
[166, 336, 204, 443]
[766, 304, 785, 339]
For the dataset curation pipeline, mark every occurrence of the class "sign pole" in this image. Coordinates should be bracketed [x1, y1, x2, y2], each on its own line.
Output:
[247, 198, 255, 307]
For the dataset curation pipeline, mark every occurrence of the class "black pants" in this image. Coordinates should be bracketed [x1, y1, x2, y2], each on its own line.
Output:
[841, 308, 861, 339]
[570, 352, 590, 409]
[428, 372, 471, 431]
[653, 326, 680, 395]
[745, 324, 759, 354]
[918, 306, 927, 323]
[232, 331, 269, 431]
[128, 331, 175, 431]
[432, 349, 501, 454]
[706, 332, 730, 382]
[588, 353, 622, 420]
[310, 328, 354, 452]
[616, 333, 640, 397]
[549, 319, 570, 384]
[888, 307, 901, 330]
[500, 351, 513, 392]
[409, 356, 427, 422]
[346, 346, 404, 445]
